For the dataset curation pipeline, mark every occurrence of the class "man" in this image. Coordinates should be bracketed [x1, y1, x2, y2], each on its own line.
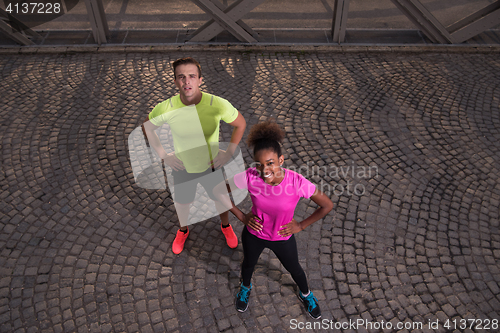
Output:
[143, 57, 246, 254]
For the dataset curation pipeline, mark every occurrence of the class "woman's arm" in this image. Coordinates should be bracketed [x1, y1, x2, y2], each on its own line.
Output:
[278, 189, 334, 237]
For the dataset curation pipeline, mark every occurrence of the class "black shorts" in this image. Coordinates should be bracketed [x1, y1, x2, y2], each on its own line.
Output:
[170, 167, 224, 204]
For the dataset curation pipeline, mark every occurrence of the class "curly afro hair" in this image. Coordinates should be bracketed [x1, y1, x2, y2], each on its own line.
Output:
[246, 121, 285, 157]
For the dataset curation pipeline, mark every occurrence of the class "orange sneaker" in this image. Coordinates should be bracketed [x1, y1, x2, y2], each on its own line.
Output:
[221, 224, 238, 248]
[172, 228, 189, 254]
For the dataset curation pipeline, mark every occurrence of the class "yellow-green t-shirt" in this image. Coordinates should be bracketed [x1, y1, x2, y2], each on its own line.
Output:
[148, 93, 238, 173]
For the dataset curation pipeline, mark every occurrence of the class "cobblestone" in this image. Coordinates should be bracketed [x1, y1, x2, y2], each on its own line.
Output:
[0, 50, 499, 332]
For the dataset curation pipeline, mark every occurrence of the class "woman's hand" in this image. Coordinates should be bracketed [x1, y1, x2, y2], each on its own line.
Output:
[278, 219, 302, 237]
[282, 189, 333, 235]
[243, 212, 263, 232]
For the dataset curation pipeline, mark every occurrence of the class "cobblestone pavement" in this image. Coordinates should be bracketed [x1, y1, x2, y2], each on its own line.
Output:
[1, 50, 500, 333]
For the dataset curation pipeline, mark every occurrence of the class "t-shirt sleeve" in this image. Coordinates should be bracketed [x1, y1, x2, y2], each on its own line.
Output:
[148, 100, 168, 127]
[217, 97, 239, 124]
[297, 174, 316, 199]
[233, 170, 249, 189]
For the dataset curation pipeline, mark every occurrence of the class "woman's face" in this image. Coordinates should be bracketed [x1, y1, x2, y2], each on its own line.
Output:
[254, 149, 284, 185]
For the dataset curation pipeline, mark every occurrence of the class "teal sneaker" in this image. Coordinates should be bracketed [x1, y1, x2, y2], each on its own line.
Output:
[235, 283, 252, 312]
[298, 291, 321, 319]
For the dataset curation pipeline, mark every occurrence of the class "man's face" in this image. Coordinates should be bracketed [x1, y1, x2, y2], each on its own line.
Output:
[174, 63, 203, 101]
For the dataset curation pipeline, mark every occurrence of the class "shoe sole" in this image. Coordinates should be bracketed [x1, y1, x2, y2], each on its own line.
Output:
[227, 242, 238, 249]
[172, 248, 183, 255]
[172, 241, 187, 254]
[236, 305, 248, 313]
[235, 300, 249, 312]
[297, 294, 321, 319]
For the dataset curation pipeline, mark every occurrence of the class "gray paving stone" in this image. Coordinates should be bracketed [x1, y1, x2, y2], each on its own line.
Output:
[1, 50, 500, 332]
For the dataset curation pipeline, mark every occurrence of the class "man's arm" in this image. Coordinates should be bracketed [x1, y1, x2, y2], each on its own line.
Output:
[143, 120, 167, 159]
[143, 120, 184, 170]
[227, 111, 246, 155]
[212, 111, 246, 168]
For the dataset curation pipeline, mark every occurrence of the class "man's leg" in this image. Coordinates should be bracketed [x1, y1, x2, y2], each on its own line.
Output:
[216, 194, 238, 248]
[172, 202, 191, 254]
[174, 202, 191, 230]
[202, 170, 238, 248]
[171, 168, 198, 254]
[219, 209, 238, 248]
[219, 210, 229, 227]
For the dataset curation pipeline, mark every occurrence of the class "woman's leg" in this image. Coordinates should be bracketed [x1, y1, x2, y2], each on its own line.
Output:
[241, 228, 266, 286]
[269, 235, 309, 294]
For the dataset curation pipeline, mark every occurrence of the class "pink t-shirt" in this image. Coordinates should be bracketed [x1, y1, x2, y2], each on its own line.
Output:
[233, 168, 316, 241]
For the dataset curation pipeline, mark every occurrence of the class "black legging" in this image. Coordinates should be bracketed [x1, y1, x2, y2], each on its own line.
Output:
[241, 227, 309, 294]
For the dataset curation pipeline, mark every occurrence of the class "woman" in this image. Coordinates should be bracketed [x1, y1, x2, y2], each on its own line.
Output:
[213, 121, 334, 319]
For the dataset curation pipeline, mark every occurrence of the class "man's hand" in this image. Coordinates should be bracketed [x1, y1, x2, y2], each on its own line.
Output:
[278, 219, 302, 237]
[163, 152, 185, 171]
[210, 149, 233, 169]
[243, 212, 263, 232]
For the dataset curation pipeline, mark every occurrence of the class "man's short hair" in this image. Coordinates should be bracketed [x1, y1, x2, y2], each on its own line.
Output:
[172, 57, 202, 79]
